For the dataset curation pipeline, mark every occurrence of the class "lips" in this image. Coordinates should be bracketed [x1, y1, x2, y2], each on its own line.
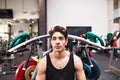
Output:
[55, 46, 61, 49]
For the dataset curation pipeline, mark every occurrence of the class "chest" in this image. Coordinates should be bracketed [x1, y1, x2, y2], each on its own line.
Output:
[51, 57, 70, 69]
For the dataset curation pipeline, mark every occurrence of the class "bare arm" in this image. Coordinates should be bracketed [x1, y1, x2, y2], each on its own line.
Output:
[74, 54, 86, 80]
[36, 56, 46, 80]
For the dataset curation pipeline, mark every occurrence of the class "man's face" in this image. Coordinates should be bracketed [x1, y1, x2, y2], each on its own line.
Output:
[51, 32, 68, 52]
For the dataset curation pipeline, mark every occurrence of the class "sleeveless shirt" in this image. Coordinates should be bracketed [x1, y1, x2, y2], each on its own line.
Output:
[46, 53, 75, 80]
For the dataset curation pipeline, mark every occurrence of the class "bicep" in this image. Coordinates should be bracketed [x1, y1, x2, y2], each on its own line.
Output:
[74, 55, 86, 80]
[36, 70, 46, 80]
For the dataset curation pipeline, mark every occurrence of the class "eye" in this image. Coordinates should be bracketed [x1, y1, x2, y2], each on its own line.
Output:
[52, 37, 56, 40]
[59, 37, 64, 40]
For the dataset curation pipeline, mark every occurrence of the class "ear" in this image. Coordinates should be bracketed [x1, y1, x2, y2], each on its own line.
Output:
[50, 38, 52, 44]
[65, 38, 68, 46]
[49, 39, 52, 48]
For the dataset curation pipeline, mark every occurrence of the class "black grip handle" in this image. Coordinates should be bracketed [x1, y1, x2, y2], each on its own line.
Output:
[84, 46, 93, 67]
[6, 51, 12, 57]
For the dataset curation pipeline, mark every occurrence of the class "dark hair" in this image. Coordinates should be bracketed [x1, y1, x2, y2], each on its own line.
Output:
[49, 25, 68, 39]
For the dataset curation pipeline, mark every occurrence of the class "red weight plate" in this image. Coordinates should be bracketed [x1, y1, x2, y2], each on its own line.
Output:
[15, 59, 37, 80]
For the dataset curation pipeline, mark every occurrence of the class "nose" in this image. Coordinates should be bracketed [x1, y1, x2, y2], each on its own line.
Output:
[55, 39, 60, 45]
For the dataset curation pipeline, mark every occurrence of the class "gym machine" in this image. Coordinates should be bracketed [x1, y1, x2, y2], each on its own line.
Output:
[104, 30, 120, 79]
[7, 34, 105, 80]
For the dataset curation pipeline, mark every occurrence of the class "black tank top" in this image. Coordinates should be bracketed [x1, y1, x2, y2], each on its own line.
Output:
[46, 53, 75, 80]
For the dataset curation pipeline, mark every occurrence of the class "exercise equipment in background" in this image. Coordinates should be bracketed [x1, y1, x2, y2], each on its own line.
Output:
[105, 30, 120, 79]
[84, 32, 105, 46]
[15, 40, 42, 80]
[106, 31, 119, 59]
[83, 31, 120, 79]
[0, 33, 30, 75]
[9, 33, 30, 49]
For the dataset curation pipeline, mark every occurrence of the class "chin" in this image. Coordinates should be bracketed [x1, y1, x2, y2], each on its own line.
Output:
[55, 50, 61, 52]
[56, 49, 64, 52]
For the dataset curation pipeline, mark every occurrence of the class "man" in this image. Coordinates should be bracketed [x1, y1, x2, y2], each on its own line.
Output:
[36, 25, 86, 80]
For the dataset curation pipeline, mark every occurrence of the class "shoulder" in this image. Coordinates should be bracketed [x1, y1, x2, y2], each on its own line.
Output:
[73, 54, 82, 62]
[36, 56, 47, 80]
[37, 56, 47, 71]
[73, 54, 83, 70]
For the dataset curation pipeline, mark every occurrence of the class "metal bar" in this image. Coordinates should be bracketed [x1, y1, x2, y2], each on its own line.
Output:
[105, 47, 120, 78]
[110, 66, 120, 77]
[68, 35, 105, 49]
[7, 34, 106, 53]
[84, 45, 93, 67]
[7, 34, 50, 53]
[108, 48, 114, 69]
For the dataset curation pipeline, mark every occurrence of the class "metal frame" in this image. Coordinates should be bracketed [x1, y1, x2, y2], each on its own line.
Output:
[105, 47, 120, 79]
[7, 34, 106, 80]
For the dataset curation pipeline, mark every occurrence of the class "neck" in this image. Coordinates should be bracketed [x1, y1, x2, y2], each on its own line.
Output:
[53, 50, 67, 59]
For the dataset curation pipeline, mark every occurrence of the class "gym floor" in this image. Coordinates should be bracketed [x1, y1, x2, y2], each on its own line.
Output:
[0, 52, 119, 80]
[93, 53, 120, 80]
